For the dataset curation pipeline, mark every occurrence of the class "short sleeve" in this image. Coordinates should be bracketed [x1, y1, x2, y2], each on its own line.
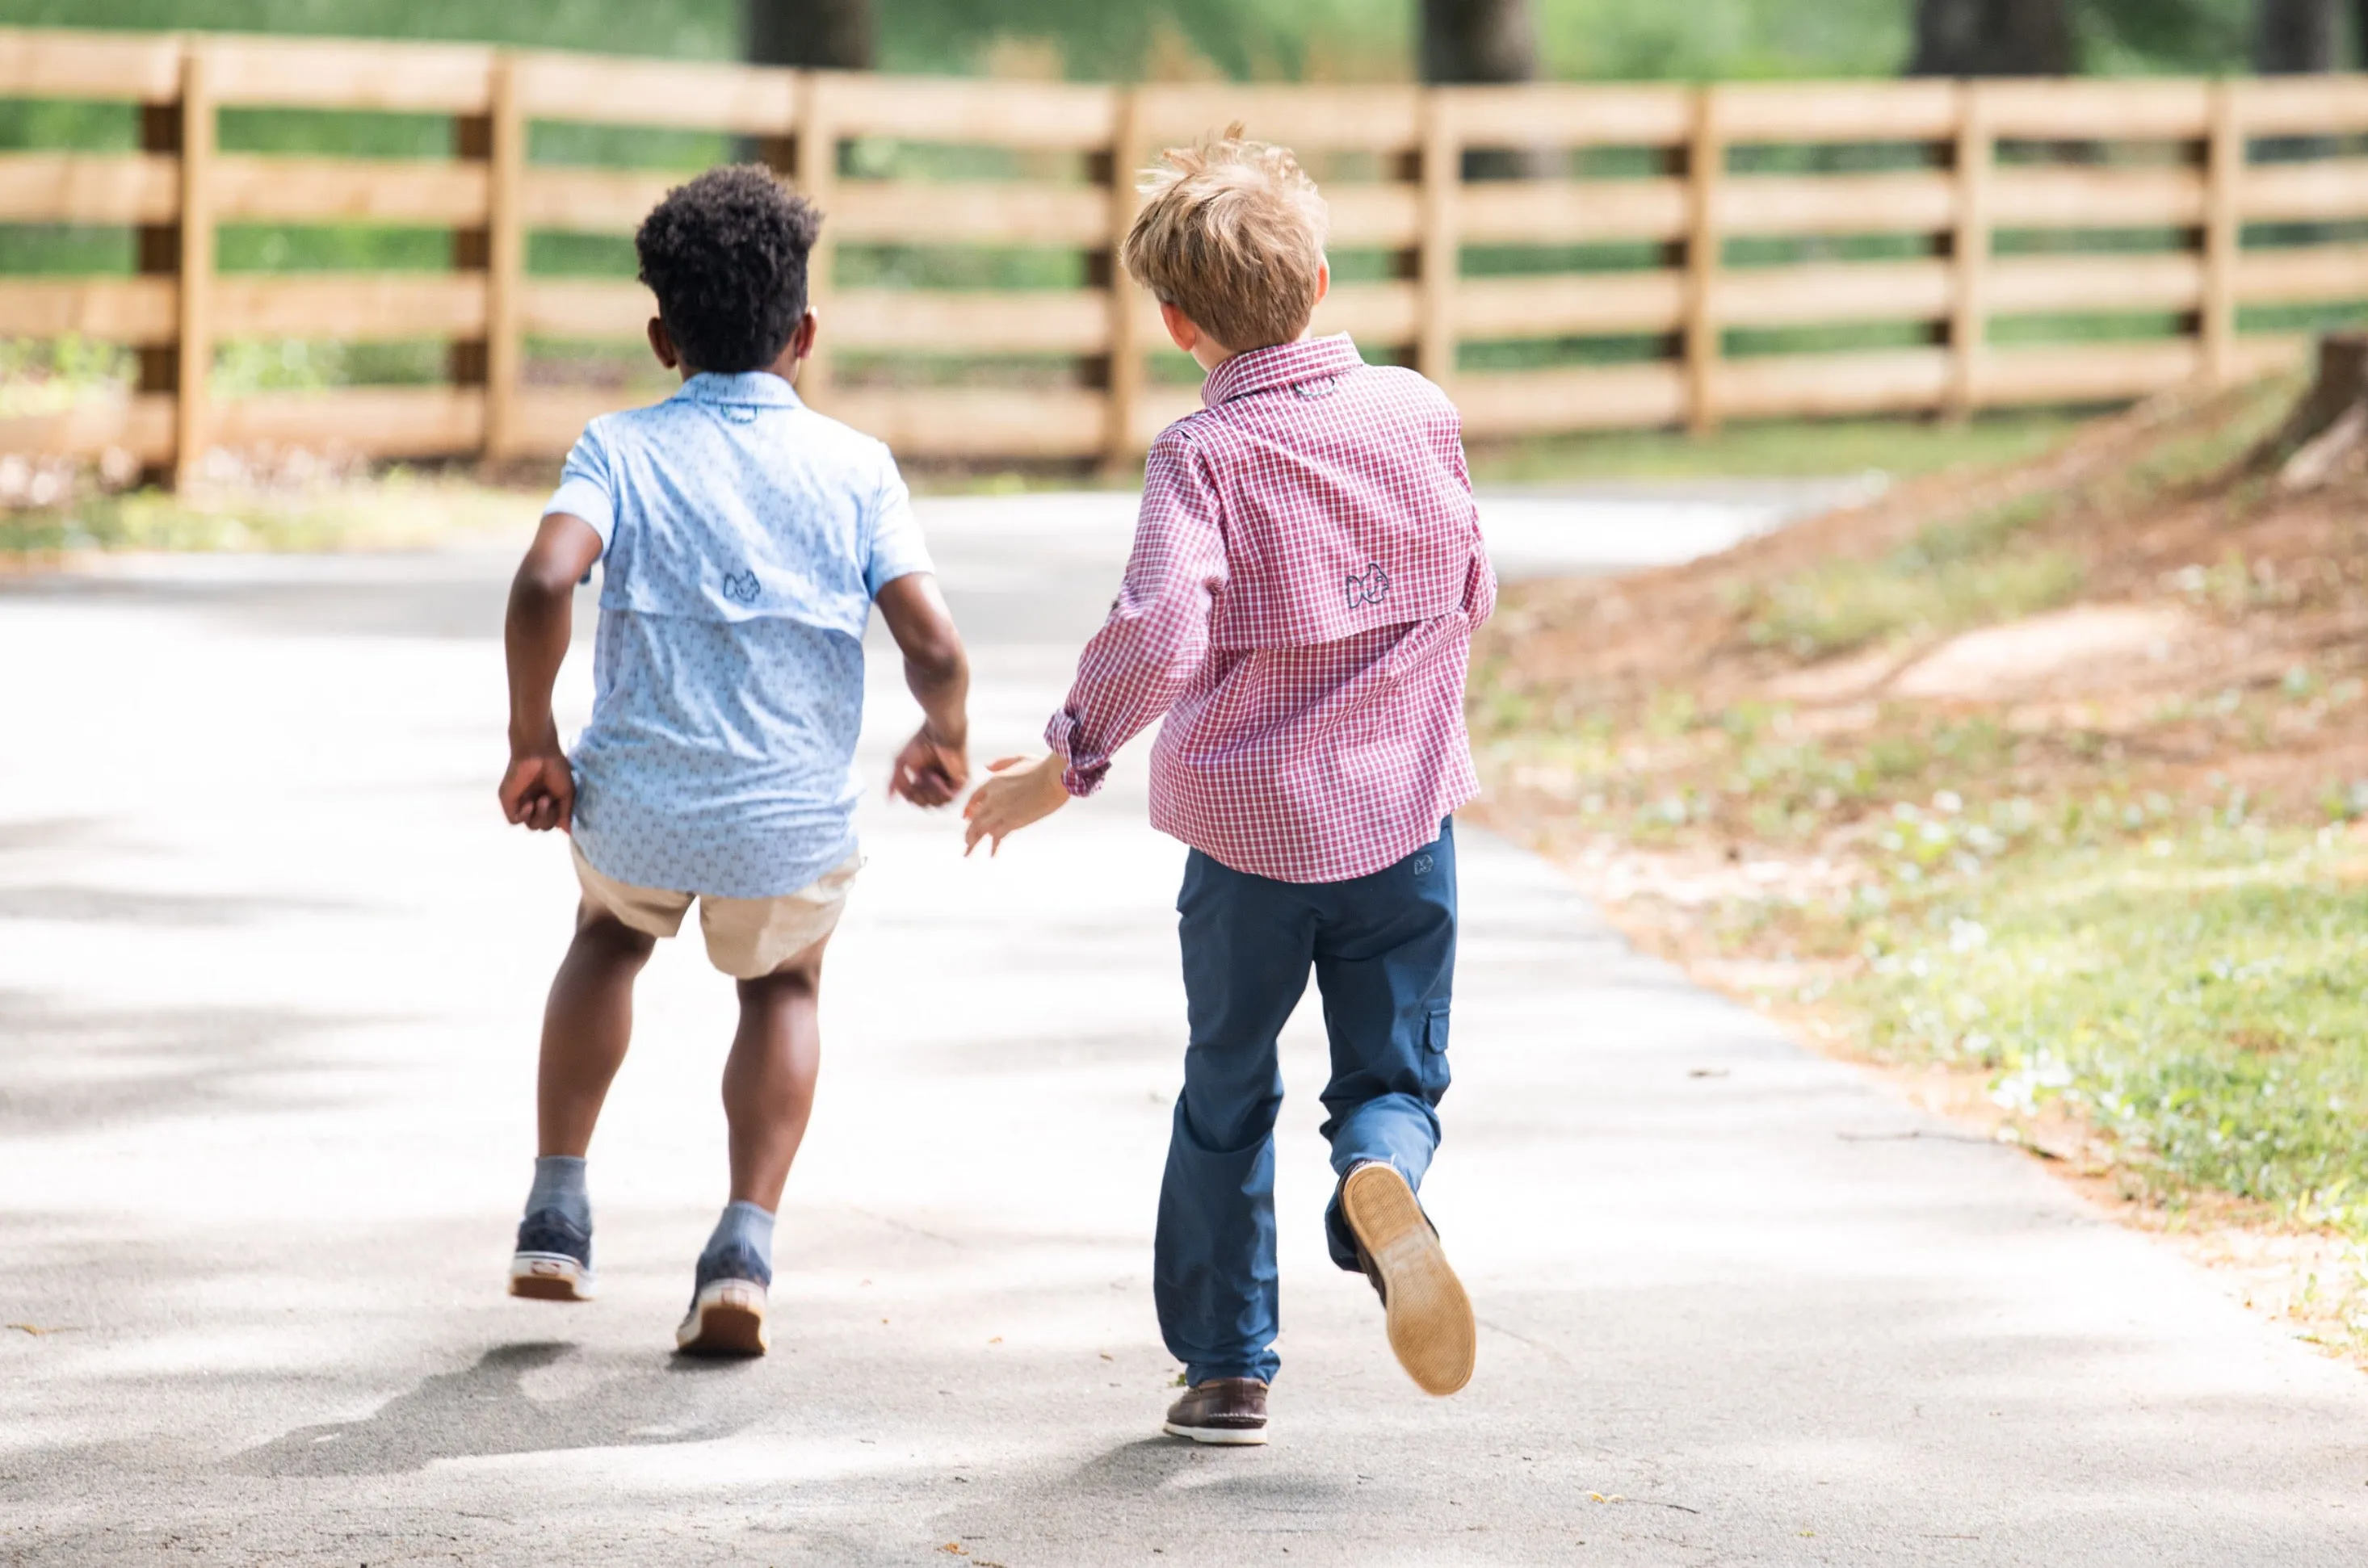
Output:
[544, 425, 617, 552]
[863, 451, 933, 594]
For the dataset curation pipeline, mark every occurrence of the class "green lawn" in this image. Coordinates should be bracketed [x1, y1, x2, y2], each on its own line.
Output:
[1466, 410, 2085, 486]
[1849, 815, 2368, 1241]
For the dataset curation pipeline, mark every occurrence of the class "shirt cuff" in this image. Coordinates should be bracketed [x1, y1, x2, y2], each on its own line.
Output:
[1044, 712, 1110, 799]
[544, 476, 614, 551]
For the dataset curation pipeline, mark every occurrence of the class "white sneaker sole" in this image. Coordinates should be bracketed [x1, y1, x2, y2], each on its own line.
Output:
[1161, 1419, 1269, 1446]
[676, 1278, 768, 1356]
[1342, 1163, 1475, 1396]
[509, 1252, 594, 1302]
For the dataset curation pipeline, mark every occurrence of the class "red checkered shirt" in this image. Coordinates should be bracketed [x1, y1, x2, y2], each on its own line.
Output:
[1045, 334, 1497, 884]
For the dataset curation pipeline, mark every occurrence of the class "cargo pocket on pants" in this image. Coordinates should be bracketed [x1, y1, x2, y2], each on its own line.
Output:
[1418, 1000, 1452, 1098]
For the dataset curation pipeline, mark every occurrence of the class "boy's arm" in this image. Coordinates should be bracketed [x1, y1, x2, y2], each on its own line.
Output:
[500, 510, 603, 832]
[875, 572, 971, 808]
[964, 438, 1225, 855]
[1451, 424, 1497, 631]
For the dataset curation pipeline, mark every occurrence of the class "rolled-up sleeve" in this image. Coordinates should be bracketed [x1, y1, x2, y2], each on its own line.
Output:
[864, 450, 934, 593]
[544, 423, 617, 553]
[1043, 432, 1228, 798]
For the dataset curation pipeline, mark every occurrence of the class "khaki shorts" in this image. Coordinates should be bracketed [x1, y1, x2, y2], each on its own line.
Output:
[570, 841, 861, 980]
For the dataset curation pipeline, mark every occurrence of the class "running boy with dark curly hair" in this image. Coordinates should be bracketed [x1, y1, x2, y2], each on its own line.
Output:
[498, 165, 971, 1356]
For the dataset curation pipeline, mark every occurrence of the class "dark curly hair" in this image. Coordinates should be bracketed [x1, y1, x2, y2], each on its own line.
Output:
[635, 165, 823, 375]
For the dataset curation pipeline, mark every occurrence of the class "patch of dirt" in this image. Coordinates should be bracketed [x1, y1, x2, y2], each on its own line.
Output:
[1890, 603, 2198, 700]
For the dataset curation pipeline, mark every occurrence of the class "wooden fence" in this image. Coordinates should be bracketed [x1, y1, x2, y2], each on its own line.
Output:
[4, 25, 2368, 482]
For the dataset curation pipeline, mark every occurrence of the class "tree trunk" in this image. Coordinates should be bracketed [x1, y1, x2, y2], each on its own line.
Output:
[744, 0, 874, 70]
[1908, 0, 2075, 76]
[2251, 332, 2368, 488]
[2256, 0, 2340, 72]
[1418, 0, 1537, 84]
[1419, 0, 1539, 179]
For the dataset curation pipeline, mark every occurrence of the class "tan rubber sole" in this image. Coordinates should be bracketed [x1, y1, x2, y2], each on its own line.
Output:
[676, 1280, 768, 1356]
[1341, 1163, 1475, 1396]
[509, 1256, 593, 1302]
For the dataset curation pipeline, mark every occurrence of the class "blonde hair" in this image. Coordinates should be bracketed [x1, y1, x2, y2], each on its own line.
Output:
[1119, 126, 1329, 353]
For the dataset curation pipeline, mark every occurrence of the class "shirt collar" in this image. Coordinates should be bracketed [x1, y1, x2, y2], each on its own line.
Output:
[674, 371, 804, 409]
[1201, 333, 1364, 408]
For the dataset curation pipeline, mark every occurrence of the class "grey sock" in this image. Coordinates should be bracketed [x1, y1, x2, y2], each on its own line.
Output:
[702, 1200, 775, 1269]
[526, 1155, 590, 1232]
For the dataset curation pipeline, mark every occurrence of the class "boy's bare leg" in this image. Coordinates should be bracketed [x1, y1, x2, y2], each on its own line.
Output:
[723, 939, 827, 1210]
[537, 908, 657, 1156]
[512, 908, 652, 1302]
[675, 940, 825, 1356]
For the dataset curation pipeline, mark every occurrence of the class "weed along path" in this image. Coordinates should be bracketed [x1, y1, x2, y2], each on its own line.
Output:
[2, 494, 2366, 1566]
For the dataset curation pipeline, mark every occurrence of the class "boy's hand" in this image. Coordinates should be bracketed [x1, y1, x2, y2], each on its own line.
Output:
[961, 753, 1070, 857]
[499, 739, 576, 833]
[890, 722, 968, 808]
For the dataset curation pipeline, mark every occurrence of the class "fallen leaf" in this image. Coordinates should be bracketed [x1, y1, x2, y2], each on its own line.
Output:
[938, 1545, 967, 1556]
[7, 1323, 62, 1335]
[987, 1335, 1002, 1344]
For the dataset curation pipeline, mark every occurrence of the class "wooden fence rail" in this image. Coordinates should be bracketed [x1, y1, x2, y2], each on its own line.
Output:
[3, 26, 2368, 481]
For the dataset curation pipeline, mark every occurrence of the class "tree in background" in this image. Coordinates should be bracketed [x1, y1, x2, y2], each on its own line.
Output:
[2253, 0, 2338, 69]
[1908, 0, 2076, 73]
[1417, 0, 1539, 178]
[1419, 0, 1537, 83]
[745, 0, 875, 69]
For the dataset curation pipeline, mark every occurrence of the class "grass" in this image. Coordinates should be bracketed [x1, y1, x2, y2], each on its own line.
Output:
[0, 469, 532, 555]
[1466, 411, 2085, 486]
[1737, 493, 2083, 659]
[1849, 817, 2368, 1239]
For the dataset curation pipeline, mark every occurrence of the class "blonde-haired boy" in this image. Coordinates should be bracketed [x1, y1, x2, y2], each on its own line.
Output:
[967, 130, 1496, 1443]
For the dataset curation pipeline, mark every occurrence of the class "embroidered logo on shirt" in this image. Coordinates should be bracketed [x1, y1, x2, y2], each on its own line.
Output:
[1294, 376, 1339, 398]
[1345, 562, 1390, 609]
[720, 568, 762, 605]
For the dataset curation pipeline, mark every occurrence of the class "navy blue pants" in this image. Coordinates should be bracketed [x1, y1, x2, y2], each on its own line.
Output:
[1155, 820, 1456, 1386]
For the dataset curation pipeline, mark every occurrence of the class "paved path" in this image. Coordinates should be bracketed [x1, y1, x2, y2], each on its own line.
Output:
[4, 496, 2367, 1566]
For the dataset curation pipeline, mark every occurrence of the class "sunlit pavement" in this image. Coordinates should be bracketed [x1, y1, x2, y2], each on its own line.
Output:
[3, 492, 2366, 1566]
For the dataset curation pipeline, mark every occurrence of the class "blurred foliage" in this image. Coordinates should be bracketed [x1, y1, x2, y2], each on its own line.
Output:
[0, 0, 2274, 81]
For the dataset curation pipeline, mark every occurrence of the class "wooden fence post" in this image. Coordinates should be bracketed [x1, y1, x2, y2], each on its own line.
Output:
[1417, 87, 1460, 392]
[481, 53, 526, 462]
[1683, 83, 1723, 437]
[1101, 87, 1145, 476]
[133, 82, 182, 488]
[2203, 78, 2244, 388]
[451, 86, 493, 423]
[793, 73, 837, 407]
[172, 44, 214, 489]
[1947, 80, 1992, 421]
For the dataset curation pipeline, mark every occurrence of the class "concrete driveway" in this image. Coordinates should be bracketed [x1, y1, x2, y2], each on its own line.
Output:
[2, 491, 2366, 1565]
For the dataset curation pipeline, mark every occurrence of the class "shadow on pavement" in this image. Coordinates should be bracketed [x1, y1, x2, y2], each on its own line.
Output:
[227, 1340, 766, 1477]
[0, 992, 381, 1134]
[0, 884, 355, 926]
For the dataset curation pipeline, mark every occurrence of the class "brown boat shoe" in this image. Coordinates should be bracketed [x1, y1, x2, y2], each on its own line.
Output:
[1161, 1376, 1270, 1445]
[1341, 1161, 1476, 1396]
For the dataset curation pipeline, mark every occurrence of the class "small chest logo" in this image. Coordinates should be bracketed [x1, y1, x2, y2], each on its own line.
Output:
[720, 568, 762, 605]
[1346, 562, 1390, 610]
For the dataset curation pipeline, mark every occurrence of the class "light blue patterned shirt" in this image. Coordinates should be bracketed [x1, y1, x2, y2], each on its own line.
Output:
[546, 371, 933, 899]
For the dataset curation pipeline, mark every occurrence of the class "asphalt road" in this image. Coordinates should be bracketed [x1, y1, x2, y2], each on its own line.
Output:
[3, 490, 2366, 1566]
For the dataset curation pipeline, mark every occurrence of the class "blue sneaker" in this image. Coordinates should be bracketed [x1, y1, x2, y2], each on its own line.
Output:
[675, 1240, 770, 1356]
[509, 1207, 594, 1302]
